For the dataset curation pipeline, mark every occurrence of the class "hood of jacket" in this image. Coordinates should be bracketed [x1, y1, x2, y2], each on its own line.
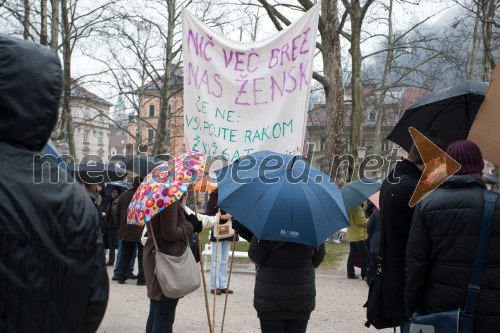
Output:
[0, 34, 62, 151]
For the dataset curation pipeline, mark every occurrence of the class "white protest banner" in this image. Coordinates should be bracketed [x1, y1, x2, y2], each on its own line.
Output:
[182, 4, 319, 162]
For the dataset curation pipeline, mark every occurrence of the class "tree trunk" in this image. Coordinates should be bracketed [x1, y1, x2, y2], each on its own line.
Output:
[23, 0, 30, 39]
[373, 0, 393, 154]
[344, 0, 374, 157]
[480, 0, 496, 81]
[41, 0, 48, 45]
[153, 0, 175, 156]
[320, 0, 346, 184]
[468, 3, 480, 80]
[50, 0, 60, 51]
[60, 0, 76, 157]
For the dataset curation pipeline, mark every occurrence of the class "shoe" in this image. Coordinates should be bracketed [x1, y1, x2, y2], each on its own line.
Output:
[210, 289, 221, 295]
[347, 275, 359, 279]
[117, 280, 126, 284]
[136, 281, 146, 286]
[127, 273, 137, 280]
[361, 276, 367, 281]
[112, 275, 118, 281]
[106, 262, 114, 266]
[219, 288, 233, 294]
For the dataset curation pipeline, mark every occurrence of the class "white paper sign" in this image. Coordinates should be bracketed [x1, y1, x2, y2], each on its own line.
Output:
[182, 4, 320, 162]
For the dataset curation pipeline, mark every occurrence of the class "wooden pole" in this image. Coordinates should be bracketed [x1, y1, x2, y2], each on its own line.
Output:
[213, 236, 219, 332]
[220, 232, 237, 333]
[192, 188, 213, 333]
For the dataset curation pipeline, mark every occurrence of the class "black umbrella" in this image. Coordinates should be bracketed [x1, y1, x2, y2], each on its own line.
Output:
[387, 81, 488, 152]
[123, 155, 162, 178]
[69, 163, 127, 184]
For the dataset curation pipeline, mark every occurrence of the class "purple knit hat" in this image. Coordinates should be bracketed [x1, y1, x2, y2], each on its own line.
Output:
[446, 140, 484, 175]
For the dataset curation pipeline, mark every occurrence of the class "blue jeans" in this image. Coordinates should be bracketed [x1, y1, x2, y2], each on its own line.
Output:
[259, 319, 309, 333]
[114, 240, 137, 276]
[146, 299, 179, 333]
[210, 240, 230, 290]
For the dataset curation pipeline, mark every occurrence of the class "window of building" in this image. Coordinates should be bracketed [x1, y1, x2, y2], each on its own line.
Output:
[382, 139, 389, 152]
[148, 129, 154, 144]
[149, 104, 155, 117]
[62, 131, 68, 142]
[320, 137, 326, 151]
[83, 130, 90, 143]
[98, 132, 103, 145]
[83, 107, 90, 119]
[369, 112, 376, 121]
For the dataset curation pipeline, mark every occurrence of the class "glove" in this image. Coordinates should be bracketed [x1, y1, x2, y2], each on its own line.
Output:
[232, 219, 241, 231]
[185, 213, 202, 233]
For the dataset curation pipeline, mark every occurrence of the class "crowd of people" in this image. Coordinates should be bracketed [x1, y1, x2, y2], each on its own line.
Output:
[2, 33, 500, 333]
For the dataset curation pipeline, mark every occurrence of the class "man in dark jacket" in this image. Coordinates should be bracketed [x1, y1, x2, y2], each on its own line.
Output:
[379, 133, 447, 323]
[113, 177, 146, 285]
[405, 140, 500, 332]
[0, 34, 108, 332]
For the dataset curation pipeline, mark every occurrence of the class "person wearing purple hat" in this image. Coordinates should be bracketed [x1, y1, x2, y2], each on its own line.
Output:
[405, 140, 500, 332]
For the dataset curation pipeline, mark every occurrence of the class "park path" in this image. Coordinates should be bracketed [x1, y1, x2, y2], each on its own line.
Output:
[98, 254, 394, 333]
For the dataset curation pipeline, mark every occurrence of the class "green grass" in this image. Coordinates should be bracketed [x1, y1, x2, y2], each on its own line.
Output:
[198, 229, 349, 270]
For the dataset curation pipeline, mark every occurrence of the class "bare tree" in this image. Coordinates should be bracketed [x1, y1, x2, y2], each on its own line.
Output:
[341, 0, 375, 156]
[23, 0, 30, 39]
[40, 0, 48, 45]
[254, 0, 348, 182]
[50, 0, 59, 50]
[60, 0, 75, 156]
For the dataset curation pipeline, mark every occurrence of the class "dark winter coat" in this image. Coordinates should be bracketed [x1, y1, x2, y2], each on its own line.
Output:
[379, 158, 422, 321]
[248, 238, 325, 320]
[143, 201, 194, 301]
[405, 176, 500, 332]
[0, 34, 108, 333]
[113, 187, 144, 242]
[366, 210, 380, 254]
[206, 189, 238, 242]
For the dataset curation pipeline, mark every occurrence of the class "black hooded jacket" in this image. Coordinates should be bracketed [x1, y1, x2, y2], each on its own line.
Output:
[0, 34, 108, 333]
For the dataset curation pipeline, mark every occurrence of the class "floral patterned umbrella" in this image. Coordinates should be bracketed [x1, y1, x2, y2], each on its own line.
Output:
[127, 152, 206, 226]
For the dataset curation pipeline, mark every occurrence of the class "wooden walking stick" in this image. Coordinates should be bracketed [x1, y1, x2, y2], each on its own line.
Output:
[191, 187, 214, 333]
[220, 232, 237, 333]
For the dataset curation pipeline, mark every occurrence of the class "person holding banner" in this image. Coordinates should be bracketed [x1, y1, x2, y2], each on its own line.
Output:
[205, 189, 237, 295]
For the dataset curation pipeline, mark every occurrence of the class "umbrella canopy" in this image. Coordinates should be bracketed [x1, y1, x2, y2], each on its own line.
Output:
[342, 179, 382, 211]
[387, 81, 488, 152]
[123, 154, 162, 178]
[127, 152, 206, 226]
[41, 139, 69, 172]
[216, 151, 348, 248]
[104, 182, 130, 196]
[368, 191, 380, 210]
[69, 163, 127, 183]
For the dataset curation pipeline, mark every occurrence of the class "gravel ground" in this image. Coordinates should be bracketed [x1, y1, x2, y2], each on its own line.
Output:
[98, 255, 394, 333]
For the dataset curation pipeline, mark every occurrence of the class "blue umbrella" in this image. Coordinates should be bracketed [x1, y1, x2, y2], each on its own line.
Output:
[41, 139, 68, 171]
[216, 151, 348, 248]
[342, 179, 382, 212]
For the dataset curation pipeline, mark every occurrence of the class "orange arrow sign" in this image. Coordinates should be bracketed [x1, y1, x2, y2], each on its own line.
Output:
[408, 127, 461, 207]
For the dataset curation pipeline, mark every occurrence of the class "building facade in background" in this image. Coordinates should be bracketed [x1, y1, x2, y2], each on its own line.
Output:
[127, 67, 185, 157]
[306, 86, 429, 171]
[54, 81, 112, 163]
